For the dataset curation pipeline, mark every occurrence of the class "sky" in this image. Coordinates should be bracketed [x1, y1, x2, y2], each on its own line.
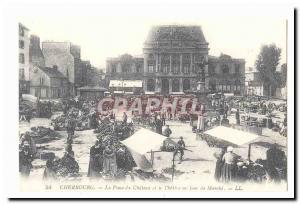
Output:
[20, 16, 287, 70]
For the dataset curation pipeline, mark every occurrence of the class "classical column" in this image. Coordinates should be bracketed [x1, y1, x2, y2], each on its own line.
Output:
[159, 53, 161, 73]
[190, 53, 193, 73]
[169, 54, 172, 74]
[180, 54, 183, 74]
[169, 79, 172, 94]
[144, 54, 148, 73]
[155, 53, 159, 73]
[179, 78, 183, 92]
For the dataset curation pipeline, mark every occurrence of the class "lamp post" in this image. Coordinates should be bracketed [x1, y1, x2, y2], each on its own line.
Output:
[196, 57, 208, 132]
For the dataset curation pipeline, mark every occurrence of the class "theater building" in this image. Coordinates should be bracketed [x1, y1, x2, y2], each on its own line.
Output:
[143, 25, 209, 94]
[106, 25, 245, 95]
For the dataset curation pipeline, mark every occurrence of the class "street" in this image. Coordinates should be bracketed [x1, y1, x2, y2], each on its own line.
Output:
[19, 111, 287, 188]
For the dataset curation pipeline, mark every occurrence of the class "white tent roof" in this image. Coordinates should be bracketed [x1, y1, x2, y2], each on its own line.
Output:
[204, 126, 260, 146]
[109, 80, 143, 88]
[121, 128, 167, 155]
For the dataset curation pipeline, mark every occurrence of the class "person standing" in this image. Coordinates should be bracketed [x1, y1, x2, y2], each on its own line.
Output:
[155, 118, 163, 135]
[43, 155, 57, 180]
[19, 141, 33, 177]
[66, 115, 76, 144]
[161, 111, 166, 126]
[176, 137, 186, 163]
[224, 102, 229, 119]
[214, 147, 226, 181]
[103, 143, 117, 177]
[221, 146, 238, 182]
[162, 125, 172, 137]
[235, 109, 240, 125]
[122, 112, 128, 124]
[88, 140, 104, 178]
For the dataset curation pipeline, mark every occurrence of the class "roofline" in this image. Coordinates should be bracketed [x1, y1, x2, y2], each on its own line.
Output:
[19, 23, 29, 31]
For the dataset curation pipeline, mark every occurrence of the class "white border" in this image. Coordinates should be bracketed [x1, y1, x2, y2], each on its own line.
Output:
[0, 0, 296, 199]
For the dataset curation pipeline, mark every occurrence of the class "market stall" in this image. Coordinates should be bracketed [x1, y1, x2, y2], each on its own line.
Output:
[121, 128, 167, 172]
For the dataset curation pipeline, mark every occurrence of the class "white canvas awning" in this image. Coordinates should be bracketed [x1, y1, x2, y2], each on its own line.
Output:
[145, 91, 155, 95]
[113, 91, 124, 94]
[204, 126, 260, 146]
[123, 80, 142, 88]
[121, 128, 167, 172]
[121, 128, 167, 154]
[109, 80, 142, 88]
[109, 80, 123, 88]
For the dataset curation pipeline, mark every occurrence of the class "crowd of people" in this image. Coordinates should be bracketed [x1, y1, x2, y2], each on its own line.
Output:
[19, 93, 287, 184]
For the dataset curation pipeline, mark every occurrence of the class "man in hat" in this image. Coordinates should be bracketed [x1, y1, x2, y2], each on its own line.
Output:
[162, 125, 172, 137]
[176, 136, 186, 163]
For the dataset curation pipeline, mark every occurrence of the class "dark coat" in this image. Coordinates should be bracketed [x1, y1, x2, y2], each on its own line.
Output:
[87, 145, 104, 177]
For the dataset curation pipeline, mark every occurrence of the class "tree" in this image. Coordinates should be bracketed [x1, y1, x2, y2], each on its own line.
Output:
[255, 44, 281, 96]
[280, 63, 287, 87]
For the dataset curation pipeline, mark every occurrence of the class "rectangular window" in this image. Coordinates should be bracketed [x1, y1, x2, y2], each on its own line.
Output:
[148, 64, 154, 73]
[19, 40, 24, 49]
[19, 27, 24, 36]
[183, 64, 190, 74]
[19, 69, 25, 80]
[235, 65, 240, 74]
[162, 64, 169, 73]
[19, 53, 25, 64]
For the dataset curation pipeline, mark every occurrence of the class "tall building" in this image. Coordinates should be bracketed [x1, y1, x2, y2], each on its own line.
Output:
[42, 42, 83, 96]
[19, 23, 30, 94]
[105, 25, 246, 95]
[106, 54, 143, 80]
[143, 25, 209, 94]
[207, 54, 245, 94]
[30, 65, 69, 99]
[29, 35, 45, 67]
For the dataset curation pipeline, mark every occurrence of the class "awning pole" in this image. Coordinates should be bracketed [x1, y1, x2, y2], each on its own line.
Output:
[172, 152, 175, 182]
[248, 143, 252, 161]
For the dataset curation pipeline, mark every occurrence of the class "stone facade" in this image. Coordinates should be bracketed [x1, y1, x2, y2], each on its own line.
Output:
[42, 42, 82, 96]
[106, 54, 144, 81]
[105, 25, 246, 95]
[208, 54, 245, 94]
[28, 35, 71, 98]
[143, 25, 209, 94]
[245, 71, 264, 96]
[29, 35, 45, 68]
[30, 66, 69, 99]
[19, 23, 30, 94]
[87, 66, 105, 86]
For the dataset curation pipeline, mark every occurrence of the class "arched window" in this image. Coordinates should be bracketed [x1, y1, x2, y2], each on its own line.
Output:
[147, 54, 155, 73]
[147, 79, 155, 92]
[172, 79, 180, 92]
[222, 64, 229, 74]
[171, 54, 180, 74]
[183, 79, 190, 91]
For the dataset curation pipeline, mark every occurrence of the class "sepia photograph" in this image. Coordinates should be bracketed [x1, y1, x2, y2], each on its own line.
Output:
[1, 0, 296, 199]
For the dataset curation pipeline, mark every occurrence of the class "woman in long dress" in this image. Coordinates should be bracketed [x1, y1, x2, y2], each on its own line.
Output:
[87, 140, 104, 178]
[221, 146, 238, 182]
[214, 147, 226, 181]
[103, 144, 117, 176]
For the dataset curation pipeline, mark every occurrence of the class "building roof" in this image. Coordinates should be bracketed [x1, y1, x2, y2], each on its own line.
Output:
[145, 25, 207, 43]
[39, 67, 67, 79]
[19, 23, 29, 30]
